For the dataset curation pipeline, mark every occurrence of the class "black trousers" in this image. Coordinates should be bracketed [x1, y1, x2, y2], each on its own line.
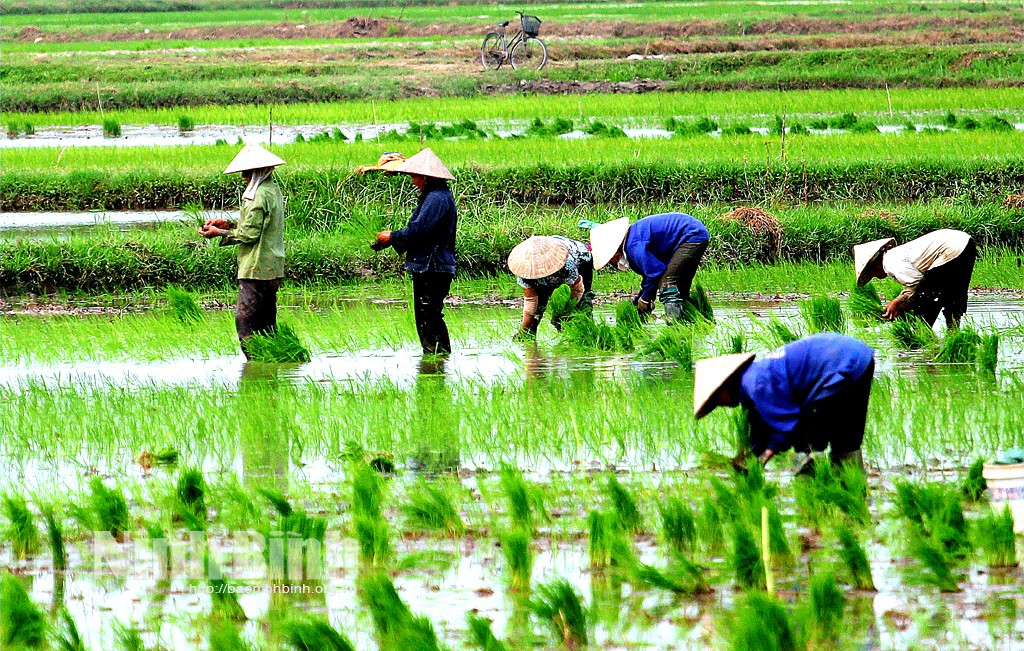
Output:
[793, 359, 875, 460]
[412, 271, 453, 355]
[532, 258, 595, 319]
[662, 241, 709, 299]
[236, 278, 281, 357]
[908, 239, 978, 327]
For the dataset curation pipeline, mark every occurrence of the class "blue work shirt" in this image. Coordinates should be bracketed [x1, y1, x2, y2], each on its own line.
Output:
[624, 213, 709, 301]
[739, 333, 875, 455]
[390, 184, 458, 275]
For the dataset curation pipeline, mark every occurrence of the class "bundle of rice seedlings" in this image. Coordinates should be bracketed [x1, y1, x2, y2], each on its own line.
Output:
[89, 477, 131, 542]
[731, 407, 752, 455]
[547, 285, 575, 328]
[697, 498, 725, 554]
[678, 284, 715, 324]
[794, 458, 869, 528]
[631, 552, 711, 595]
[466, 613, 508, 651]
[797, 571, 845, 646]
[283, 615, 355, 651]
[102, 119, 121, 138]
[0, 573, 46, 649]
[43, 507, 66, 572]
[934, 326, 981, 364]
[55, 608, 88, 651]
[613, 301, 644, 351]
[605, 474, 642, 534]
[894, 481, 944, 525]
[166, 286, 203, 324]
[931, 498, 972, 558]
[709, 477, 742, 523]
[209, 575, 247, 622]
[245, 323, 312, 363]
[835, 524, 875, 591]
[135, 447, 179, 471]
[766, 314, 799, 346]
[889, 316, 937, 350]
[847, 284, 883, 323]
[358, 572, 442, 651]
[588, 511, 623, 571]
[401, 480, 465, 537]
[727, 592, 795, 651]
[974, 505, 1018, 568]
[720, 206, 783, 262]
[658, 496, 696, 555]
[499, 528, 533, 592]
[208, 619, 252, 651]
[765, 503, 792, 566]
[727, 332, 745, 354]
[641, 325, 693, 365]
[961, 458, 987, 501]
[896, 482, 971, 557]
[3, 494, 40, 559]
[978, 333, 999, 375]
[258, 488, 294, 517]
[352, 462, 386, 520]
[177, 115, 195, 133]
[176, 468, 207, 521]
[354, 515, 391, 568]
[800, 295, 845, 333]
[907, 533, 961, 592]
[559, 311, 617, 352]
[113, 621, 145, 651]
[499, 465, 545, 531]
[730, 523, 766, 589]
[529, 578, 588, 649]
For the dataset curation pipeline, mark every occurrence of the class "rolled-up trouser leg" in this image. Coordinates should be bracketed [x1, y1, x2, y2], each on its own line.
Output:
[908, 239, 977, 328]
[236, 278, 281, 357]
[662, 241, 709, 302]
[412, 271, 454, 355]
[794, 358, 875, 463]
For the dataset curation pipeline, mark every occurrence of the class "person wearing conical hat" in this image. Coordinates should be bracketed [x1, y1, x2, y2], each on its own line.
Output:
[355, 151, 407, 175]
[694, 333, 875, 472]
[508, 235, 595, 337]
[589, 213, 709, 321]
[854, 229, 977, 328]
[199, 143, 286, 357]
[370, 148, 458, 355]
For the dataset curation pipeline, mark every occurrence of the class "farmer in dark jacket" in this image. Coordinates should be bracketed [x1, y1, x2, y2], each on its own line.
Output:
[371, 148, 458, 355]
[694, 333, 876, 472]
[589, 213, 709, 321]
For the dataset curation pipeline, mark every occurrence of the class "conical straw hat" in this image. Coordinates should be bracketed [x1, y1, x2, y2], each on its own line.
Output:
[508, 236, 570, 279]
[394, 147, 455, 180]
[223, 144, 286, 174]
[853, 237, 896, 286]
[356, 151, 407, 174]
[693, 353, 755, 419]
[589, 217, 631, 269]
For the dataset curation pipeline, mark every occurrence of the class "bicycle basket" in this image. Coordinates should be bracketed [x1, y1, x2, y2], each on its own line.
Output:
[521, 14, 542, 36]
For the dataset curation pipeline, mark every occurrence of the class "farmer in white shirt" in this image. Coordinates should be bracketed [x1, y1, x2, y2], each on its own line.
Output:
[854, 229, 977, 328]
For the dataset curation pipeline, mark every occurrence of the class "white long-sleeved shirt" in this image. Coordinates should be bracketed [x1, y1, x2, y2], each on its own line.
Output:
[882, 229, 972, 299]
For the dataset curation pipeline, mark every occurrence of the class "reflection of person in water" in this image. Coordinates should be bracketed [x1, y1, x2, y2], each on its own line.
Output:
[408, 357, 460, 473]
[238, 362, 289, 494]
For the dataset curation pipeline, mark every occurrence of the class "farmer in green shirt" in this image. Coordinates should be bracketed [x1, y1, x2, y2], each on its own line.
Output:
[199, 144, 286, 357]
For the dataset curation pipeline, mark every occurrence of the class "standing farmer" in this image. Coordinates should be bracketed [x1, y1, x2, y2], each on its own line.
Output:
[589, 213, 709, 321]
[200, 144, 286, 357]
[854, 229, 977, 328]
[507, 235, 595, 336]
[371, 148, 458, 355]
[693, 333, 875, 471]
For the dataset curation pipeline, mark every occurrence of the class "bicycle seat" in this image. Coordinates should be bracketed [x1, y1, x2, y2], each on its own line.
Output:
[498, 20, 510, 27]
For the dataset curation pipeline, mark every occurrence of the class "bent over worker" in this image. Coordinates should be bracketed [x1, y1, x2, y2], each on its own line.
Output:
[199, 144, 286, 357]
[507, 235, 595, 336]
[854, 229, 977, 328]
[371, 148, 458, 355]
[589, 213, 709, 321]
[694, 333, 876, 471]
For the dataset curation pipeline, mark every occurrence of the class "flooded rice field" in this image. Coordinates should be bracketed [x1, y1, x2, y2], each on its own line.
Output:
[0, 210, 206, 234]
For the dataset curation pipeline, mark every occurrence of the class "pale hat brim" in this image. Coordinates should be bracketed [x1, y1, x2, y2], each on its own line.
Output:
[589, 217, 631, 269]
[693, 353, 756, 419]
[357, 152, 408, 174]
[223, 144, 286, 175]
[394, 147, 455, 180]
[853, 237, 896, 286]
[508, 236, 570, 279]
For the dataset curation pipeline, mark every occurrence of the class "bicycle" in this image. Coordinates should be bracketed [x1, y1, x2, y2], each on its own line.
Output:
[481, 13, 548, 71]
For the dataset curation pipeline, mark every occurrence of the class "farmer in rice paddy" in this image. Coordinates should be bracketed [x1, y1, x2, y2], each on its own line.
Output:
[854, 229, 978, 328]
[693, 332, 876, 473]
[199, 143, 286, 358]
[508, 235, 595, 336]
[589, 213, 709, 322]
[370, 148, 458, 355]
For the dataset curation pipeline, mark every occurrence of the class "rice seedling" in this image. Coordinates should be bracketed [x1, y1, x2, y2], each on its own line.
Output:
[89, 477, 131, 541]
[894, 480, 944, 525]
[848, 283, 883, 322]
[208, 620, 252, 651]
[354, 515, 391, 568]
[978, 333, 999, 375]
[43, 507, 66, 572]
[3, 494, 40, 559]
[961, 458, 987, 501]
[727, 592, 796, 651]
[113, 621, 145, 651]
[765, 503, 792, 566]
[259, 488, 294, 517]
[547, 284, 575, 328]
[400, 480, 465, 537]
[244, 323, 312, 363]
[710, 477, 742, 524]
[612, 300, 644, 351]
[358, 571, 441, 651]
[499, 528, 533, 592]
[135, 447, 179, 470]
[588, 510, 625, 571]
[797, 571, 846, 646]
[209, 575, 248, 622]
[907, 532, 961, 593]
[283, 616, 355, 651]
[630, 552, 712, 595]
[102, 118, 121, 137]
[800, 295, 845, 333]
[177, 115, 195, 133]
[765, 314, 800, 346]
[558, 311, 617, 352]
[896, 481, 971, 557]
[529, 578, 588, 649]
[176, 467, 207, 520]
[499, 464, 546, 531]
[681, 283, 714, 323]
[974, 505, 1017, 568]
[889, 315, 938, 350]
[641, 324, 693, 365]
[604, 473, 642, 534]
[352, 462, 386, 520]
[658, 496, 696, 555]
[697, 498, 725, 554]
[934, 326, 981, 364]
[166, 286, 204, 323]
[835, 524, 875, 591]
[55, 608, 88, 651]
[0, 573, 46, 649]
[730, 522, 766, 590]
[466, 613, 508, 651]
[794, 458, 869, 527]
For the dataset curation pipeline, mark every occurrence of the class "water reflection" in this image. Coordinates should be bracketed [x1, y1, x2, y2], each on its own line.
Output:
[238, 361, 291, 493]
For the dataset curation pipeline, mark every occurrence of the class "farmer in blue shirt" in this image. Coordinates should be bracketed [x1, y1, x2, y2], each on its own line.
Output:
[589, 213, 709, 321]
[370, 148, 458, 355]
[694, 333, 876, 471]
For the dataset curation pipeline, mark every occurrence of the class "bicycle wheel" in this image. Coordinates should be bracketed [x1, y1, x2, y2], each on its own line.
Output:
[481, 33, 505, 70]
[510, 36, 547, 71]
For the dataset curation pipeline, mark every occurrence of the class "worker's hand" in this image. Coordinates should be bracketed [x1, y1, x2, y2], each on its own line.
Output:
[370, 230, 392, 251]
[199, 224, 228, 239]
[730, 454, 749, 474]
[204, 218, 231, 230]
[636, 298, 654, 315]
[758, 449, 775, 467]
[882, 297, 907, 321]
[513, 328, 536, 343]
